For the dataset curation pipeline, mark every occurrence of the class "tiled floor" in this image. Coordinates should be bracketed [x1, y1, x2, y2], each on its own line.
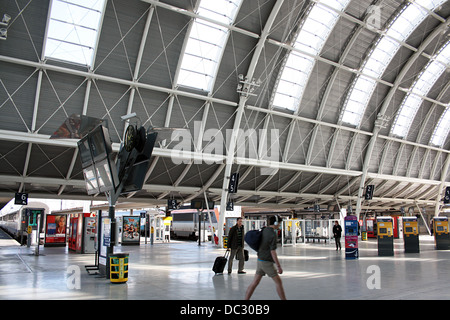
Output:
[1, 233, 449, 300]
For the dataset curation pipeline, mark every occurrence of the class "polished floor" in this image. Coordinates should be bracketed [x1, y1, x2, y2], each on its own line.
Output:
[1, 230, 449, 300]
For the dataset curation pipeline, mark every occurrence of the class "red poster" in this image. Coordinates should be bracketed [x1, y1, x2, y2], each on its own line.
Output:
[45, 215, 67, 245]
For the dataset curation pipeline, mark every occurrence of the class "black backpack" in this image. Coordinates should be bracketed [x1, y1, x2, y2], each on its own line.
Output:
[244, 227, 265, 251]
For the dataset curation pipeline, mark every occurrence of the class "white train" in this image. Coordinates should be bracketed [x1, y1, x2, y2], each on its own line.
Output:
[171, 208, 218, 240]
[0, 202, 50, 243]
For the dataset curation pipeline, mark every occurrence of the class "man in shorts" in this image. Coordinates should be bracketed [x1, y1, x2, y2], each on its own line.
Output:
[244, 215, 286, 300]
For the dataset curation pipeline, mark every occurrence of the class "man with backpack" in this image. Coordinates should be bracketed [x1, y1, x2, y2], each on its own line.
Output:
[244, 215, 286, 300]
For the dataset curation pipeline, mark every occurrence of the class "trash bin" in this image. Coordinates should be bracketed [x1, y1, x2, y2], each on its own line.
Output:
[223, 236, 228, 249]
[109, 253, 129, 283]
[361, 231, 367, 241]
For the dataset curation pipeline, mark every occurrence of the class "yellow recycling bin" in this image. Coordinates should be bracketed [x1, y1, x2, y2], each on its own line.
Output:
[223, 236, 228, 249]
[110, 253, 129, 283]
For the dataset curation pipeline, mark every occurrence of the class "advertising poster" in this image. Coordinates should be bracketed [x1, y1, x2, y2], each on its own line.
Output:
[122, 216, 140, 244]
[45, 214, 67, 246]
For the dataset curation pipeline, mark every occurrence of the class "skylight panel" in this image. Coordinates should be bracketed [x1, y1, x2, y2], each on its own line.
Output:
[339, 0, 445, 127]
[271, 0, 350, 112]
[431, 109, 450, 147]
[177, 0, 242, 92]
[44, 0, 106, 67]
[391, 41, 449, 140]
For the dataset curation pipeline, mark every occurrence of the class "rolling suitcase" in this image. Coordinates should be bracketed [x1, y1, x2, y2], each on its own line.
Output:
[212, 250, 229, 274]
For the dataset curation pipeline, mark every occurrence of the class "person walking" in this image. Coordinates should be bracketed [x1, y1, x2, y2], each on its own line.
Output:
[227, 217, 246, 274]
[245, 215, 286, 300]
[333, 220, 342, 251]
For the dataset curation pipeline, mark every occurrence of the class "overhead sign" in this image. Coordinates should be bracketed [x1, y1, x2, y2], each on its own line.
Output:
[365, 185, 375, 200]
[444, 186, 450, 204]
[228, 172, 240, 193]
[15, 193, 28, 205]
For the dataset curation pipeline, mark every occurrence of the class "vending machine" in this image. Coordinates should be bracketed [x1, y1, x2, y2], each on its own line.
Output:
[83, 214, 97, 253]
[377, 216, 394, 256]
[433, 217, 450, 250]
[69, 213, 97, 253]
[344, 215, 358, 259]
[402, 216, 419, 253]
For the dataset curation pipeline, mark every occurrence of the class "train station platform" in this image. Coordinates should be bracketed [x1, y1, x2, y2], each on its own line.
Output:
[0, 231, 449, 301]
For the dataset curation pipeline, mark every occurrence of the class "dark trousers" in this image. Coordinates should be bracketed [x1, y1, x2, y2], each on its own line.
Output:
[228, 247, 245, 273]
[335, 236, 341, 250]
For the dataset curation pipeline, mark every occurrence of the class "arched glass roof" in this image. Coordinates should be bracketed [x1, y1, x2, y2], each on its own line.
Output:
[176, 0, 242, 92]
[271, 0, 351, 112]
[340, 0, 447, 128]
[392, 40, 450, 140]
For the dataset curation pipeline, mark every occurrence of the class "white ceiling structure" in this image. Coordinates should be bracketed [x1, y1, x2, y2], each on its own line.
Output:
[0, 0, 449, 218]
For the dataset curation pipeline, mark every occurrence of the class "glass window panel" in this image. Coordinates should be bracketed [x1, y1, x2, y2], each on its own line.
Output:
[348, 89, 369, 104]
[44, 0, 105, 66]
[285, 53, 314, 71]
[296, 32, 323, 54]
[181, 54, 216, 76]
[431, 109, 450, 146]
[345, 99, 364, 114]
[199, 0, 240, 25]
[178, 69, 212, 91]
[319, 0, 347, 11]
[45, 38, 93, 64]
[277, 81, 303, 97]
[280, 67, 305, 84]
[342, 111, 360, 125]
[302, 19, 328, 40]
[309, 6, 337, 27]
[377, 37, 399, 56]
[363, 59, 385, 78]
[273, 93, 298, 111]
[191, 22, 227, 43]
[353, 76, 375, 92]
[413, 76, 432, 95]
[176, 0, 243, 92]
[184, 37, 219, 57]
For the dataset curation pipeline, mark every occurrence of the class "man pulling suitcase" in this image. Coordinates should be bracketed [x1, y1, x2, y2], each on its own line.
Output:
[227, 217, 246, 274]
